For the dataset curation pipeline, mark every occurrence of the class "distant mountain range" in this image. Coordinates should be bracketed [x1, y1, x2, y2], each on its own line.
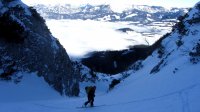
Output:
[33, 4, 188, 24]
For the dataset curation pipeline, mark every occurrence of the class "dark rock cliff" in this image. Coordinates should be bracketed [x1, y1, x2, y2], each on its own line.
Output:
[0, 0, 80, 96]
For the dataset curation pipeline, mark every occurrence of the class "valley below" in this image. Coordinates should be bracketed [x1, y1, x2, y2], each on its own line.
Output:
[46, 19, 175, 59]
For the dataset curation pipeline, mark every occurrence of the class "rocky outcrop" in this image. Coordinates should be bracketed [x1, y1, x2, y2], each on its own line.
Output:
[149, 2, 200, 74]
[0, 0, 79, 96]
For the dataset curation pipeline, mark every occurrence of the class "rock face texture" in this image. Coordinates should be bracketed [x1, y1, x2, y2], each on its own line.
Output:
[0, 0, 79, 96]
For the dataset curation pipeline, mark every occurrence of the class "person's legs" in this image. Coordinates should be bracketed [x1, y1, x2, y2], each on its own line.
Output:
[90, 97, 94, 107]
[84, 96, 90, 106]
[84, 101, 89, 106]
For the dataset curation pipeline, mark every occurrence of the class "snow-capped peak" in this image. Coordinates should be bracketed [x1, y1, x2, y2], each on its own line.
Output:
[130, 5, 166, 13]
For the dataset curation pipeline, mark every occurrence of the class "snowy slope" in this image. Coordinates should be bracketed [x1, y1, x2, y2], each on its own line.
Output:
[100, 2, 200, 111]
[1, 64, 199, 112]
[1, 1, 200, 112]
[0, 72, 61, 102]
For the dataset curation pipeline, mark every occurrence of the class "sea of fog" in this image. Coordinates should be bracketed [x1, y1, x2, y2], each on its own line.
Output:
[46, 19, 170, 59]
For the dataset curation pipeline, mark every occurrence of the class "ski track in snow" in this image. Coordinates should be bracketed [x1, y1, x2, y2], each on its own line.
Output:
[1, 74, 200, 112]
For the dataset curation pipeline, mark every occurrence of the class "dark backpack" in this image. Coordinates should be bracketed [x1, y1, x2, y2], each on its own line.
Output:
[85, 86, 92, 94]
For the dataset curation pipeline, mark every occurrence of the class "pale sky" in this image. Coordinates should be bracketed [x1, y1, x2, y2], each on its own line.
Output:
[22, 0, 199, 8]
